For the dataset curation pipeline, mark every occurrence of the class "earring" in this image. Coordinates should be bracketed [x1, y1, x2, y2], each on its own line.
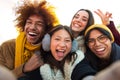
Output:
[42, 33, 50, 51]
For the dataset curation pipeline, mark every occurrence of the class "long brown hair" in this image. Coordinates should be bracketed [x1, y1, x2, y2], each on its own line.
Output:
[70, 9, 94, 35]
[41, 24, 77, 77]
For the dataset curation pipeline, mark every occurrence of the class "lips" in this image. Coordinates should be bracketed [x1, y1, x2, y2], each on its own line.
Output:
[28, 32, 37, 36]
[95, 48, 105, 52]
[95, 47, 105, 55]
[27, 31, 39, 42]
[56, 49, 65, 57]
[73, 23, 81, 28]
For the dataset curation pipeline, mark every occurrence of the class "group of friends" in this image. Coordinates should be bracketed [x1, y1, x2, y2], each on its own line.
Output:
[0, 0, 120, 80]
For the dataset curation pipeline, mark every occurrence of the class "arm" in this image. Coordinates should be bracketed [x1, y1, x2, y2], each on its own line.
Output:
[94, 9, 120, 46]
[94, 61, 120, 80]
[0, 39, 25, 77]
[82, 76, 95, 80]
[0, 39, 44, 79]
[107, 21, 120, 46]
[71, 58, 96, 80]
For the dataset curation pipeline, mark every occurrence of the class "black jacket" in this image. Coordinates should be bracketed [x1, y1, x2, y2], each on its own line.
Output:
[71, 43, 120, 80]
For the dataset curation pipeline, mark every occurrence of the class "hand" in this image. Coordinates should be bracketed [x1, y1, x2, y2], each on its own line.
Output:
[94, 9, 112, 25]
[23, 53, 44, 72]
[94, 61, 120, 80]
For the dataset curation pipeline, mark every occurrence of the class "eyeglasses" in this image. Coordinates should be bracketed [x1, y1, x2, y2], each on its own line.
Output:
[87, 35, 108, 46]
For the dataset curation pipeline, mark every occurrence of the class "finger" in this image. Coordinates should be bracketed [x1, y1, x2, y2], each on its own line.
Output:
[108, 13, 112, 18]
[94, 11, 101, 16]
[94, 9, 104, 17]
[106, 12, 112, 18]
[97, 9, 103, 14]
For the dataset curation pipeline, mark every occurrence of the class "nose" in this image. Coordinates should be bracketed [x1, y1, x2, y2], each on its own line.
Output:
[30, 24, 36, 29]
[94, 39, 101, 46]
[76, 17, 82, 23]
[59, 41, 66, 47]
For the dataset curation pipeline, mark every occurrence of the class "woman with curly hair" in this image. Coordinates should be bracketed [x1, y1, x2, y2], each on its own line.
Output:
[0, 0, 59, 80]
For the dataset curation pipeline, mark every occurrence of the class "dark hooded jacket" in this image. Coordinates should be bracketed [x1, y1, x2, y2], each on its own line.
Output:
[71, 43, 120, 80]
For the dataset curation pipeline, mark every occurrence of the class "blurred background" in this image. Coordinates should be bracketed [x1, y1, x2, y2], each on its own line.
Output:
[0, 0, 120, 45]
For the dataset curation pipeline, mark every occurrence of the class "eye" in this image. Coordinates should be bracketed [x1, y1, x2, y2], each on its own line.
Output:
[82, 18, 88, 22]
[65, 39, 71, 42]
[74, 14, 79, 19]
[88, 39, 95, 44]
[26, 20, 32, 25]
[99, 35, 108, 42]
[55, 38, 60, 41]
[36, 22, 45, 27]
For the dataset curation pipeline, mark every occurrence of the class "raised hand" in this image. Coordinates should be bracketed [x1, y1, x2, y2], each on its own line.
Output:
[94, 9, 112, 25]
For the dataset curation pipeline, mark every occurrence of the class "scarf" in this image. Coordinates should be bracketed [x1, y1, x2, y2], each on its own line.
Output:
[75, 35, 86, 53]
[15, 32, 41, 68]
[40, 50, 84, 80]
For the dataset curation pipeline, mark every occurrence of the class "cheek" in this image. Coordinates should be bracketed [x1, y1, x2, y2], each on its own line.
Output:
[88, 45, 95, 52]
[24, 25, 28, 32]
[67, 43, 72, 52]
[82, 23, 87, 29]
[38, 27, 44, 32]
[50, 41, 56, 51]
[38, 27, 45, 36]
[88, 45, 92, 49]
[106, 41, 112, 53]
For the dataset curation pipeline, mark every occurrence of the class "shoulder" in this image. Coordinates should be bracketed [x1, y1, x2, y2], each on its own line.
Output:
[76, 50, 85, 61]
[0, 39, 15, 50]
[71, 57, 96, 80]
[73, 50, 85, 66]
[112, 43, 120, 51]
[1, 39, 15, 46]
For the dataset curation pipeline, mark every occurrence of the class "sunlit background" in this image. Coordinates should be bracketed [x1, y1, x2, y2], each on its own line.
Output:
[0, 0, 120, 45]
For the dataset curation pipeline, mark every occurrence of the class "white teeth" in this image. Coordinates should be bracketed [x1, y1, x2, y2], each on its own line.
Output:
[58, 50, 65, 52]
[29, 32, 37, 35]
[74, 23, 81, 27]
[74, 24, 79, 27]
[96, 48, 104, 52]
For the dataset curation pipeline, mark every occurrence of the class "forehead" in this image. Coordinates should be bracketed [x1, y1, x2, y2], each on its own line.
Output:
[28, 15, 44, 21]
[52, 29, 71, 38]
[76, 10, 89, 18]
[89, 29, 103, 38]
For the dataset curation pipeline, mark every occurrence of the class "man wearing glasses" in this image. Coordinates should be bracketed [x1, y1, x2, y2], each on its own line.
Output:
[71, 24, 120, 80]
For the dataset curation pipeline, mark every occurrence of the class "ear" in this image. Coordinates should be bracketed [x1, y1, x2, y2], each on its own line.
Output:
[42, 34, 78, 52]
[42, 33, 50, 51]
[71, 39, 78, 53]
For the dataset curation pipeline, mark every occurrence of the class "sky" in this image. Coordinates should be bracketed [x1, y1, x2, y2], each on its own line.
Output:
[0, 0, 120, 44]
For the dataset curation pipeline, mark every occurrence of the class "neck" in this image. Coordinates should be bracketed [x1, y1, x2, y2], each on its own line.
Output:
[73, 31, 80, 38]
[31, 42, 41, 46]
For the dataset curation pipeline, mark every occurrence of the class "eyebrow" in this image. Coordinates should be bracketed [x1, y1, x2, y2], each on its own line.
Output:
[89, 34, 105, 39]
[76, 13, 89, 18]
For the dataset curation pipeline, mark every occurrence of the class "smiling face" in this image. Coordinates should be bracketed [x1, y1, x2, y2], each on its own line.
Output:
[24, 15, 45, 44]
[71, 10, 89, 37]
[88, 29, 112, 59]
[50, 29, 72, 61]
